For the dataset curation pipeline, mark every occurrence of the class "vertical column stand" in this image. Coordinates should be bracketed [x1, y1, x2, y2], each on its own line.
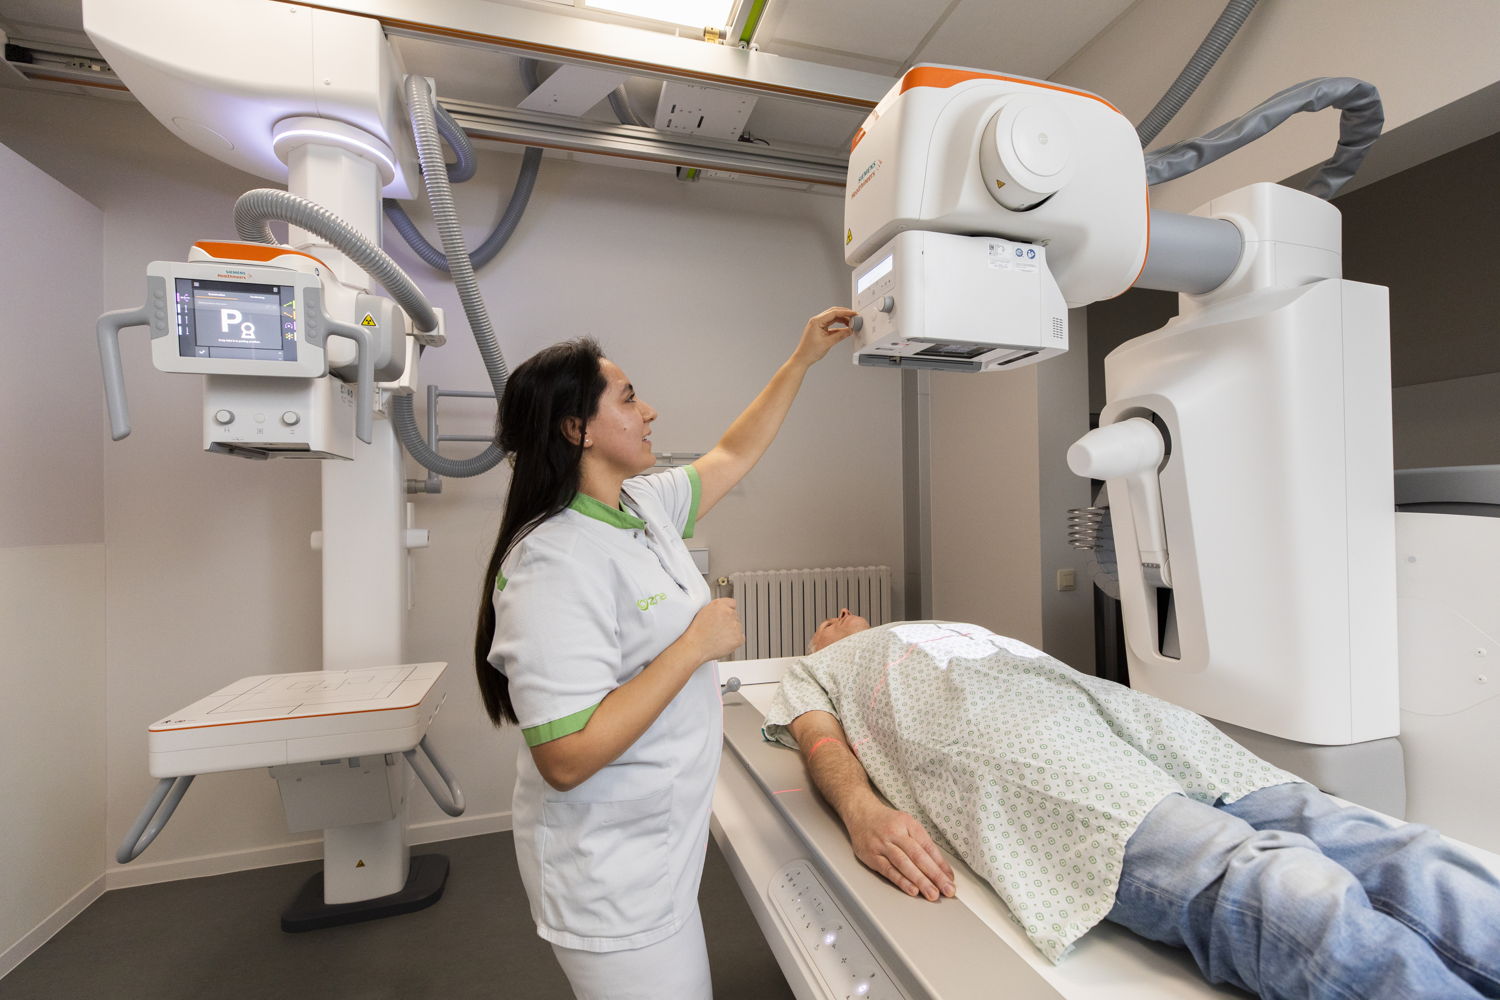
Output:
[279, 137, 448, 930]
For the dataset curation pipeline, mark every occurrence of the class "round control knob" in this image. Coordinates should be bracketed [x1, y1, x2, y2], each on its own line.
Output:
[281, 411, 301, 427]
[850, 315, 864, 333]
[213, 410, 235, 426]
[878, 295, 895, 313]
[979, 95, 1075, 211]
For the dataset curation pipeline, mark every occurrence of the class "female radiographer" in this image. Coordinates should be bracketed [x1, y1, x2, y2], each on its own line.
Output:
[473, 307, 855, 999]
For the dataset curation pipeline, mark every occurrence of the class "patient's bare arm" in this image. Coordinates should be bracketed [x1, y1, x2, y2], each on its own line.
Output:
[787, 710, 956, 902]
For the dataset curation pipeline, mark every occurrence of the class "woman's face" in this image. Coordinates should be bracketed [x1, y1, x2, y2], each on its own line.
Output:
[585, 358, 658, 478]
[809, 609, 870, 653]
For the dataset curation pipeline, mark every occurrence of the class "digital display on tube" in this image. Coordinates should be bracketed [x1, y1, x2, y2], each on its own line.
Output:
[857, 254, 894, 296]
[174, 278, 299, 362]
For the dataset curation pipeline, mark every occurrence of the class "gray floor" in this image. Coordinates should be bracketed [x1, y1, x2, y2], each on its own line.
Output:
[0, 833, 795, 999]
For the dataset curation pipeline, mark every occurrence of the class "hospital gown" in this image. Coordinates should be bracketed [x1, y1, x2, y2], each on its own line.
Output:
[762, 622, 1298, 963]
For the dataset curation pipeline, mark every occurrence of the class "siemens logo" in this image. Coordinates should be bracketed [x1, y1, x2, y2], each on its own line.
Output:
[850, 159, 883, 199]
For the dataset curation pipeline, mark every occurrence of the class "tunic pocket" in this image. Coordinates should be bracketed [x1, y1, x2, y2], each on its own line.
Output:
[538, 784, 675, 939]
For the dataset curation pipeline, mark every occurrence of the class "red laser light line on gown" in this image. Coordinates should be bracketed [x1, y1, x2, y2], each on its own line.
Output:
[867, 628, 985, 712]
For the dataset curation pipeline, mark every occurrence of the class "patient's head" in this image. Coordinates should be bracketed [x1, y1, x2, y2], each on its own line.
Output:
[808, 609, 870, 653]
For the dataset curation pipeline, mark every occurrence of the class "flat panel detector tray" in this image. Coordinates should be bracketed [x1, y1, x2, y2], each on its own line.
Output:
[147, 663, 447, 778]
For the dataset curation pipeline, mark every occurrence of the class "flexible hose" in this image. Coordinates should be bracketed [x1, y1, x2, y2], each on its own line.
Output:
[389, 74, 511, 478]
[519, 57, 542, 92]
[608, 86, 650, 127]
[233, 188, 438, 333]
[434, 100, 477, 183]
[382, 94, 544, 274]
[1144, 77, 1383, 199]
[383, 146, 543, 273]
[1136, 0, 1260, 147]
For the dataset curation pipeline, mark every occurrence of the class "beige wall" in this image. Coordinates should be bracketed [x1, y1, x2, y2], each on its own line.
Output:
[0, 89, 902, 895]
[928, 365, 1040, 640]
[1056, 0, 1500, 213]
[1393, 372, 1500, 470]
[0, 141, 107, 974]
[926, 311, 1093, 669]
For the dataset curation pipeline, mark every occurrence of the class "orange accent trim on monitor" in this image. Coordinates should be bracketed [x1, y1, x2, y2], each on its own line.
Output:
[850, 127, 868, 153]
[150, 700, 425, 733]
[898, 67, 1121, 114]
[192, 242, 331, 269]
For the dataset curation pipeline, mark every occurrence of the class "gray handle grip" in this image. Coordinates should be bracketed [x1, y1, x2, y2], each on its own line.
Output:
[116, 775, 195, 863]
[325, 320, 376, 445]
[402, 735, 466, 817]
[97, 305, 154, 441]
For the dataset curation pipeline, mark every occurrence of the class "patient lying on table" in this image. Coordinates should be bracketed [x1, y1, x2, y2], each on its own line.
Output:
[762, 614, 1500, 1000]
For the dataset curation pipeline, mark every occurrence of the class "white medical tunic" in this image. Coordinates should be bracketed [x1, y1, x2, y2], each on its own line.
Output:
[763, 622, 1298, 963]
[488, 466, 719, 952]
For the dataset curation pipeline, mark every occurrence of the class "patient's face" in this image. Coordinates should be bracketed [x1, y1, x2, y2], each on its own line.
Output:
[809, 609, 870, 653]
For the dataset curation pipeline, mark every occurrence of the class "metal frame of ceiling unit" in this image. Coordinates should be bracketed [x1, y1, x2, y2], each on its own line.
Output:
[0, 27, 127, 95]
[442, 97, 850, 184]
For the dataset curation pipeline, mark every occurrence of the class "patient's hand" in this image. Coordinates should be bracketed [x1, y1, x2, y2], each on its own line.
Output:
[844, 799, 956, 902]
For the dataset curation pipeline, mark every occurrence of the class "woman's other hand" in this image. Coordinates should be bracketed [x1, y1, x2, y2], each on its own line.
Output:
[792, 307, 858, 367]
[683, 597, 745, 663]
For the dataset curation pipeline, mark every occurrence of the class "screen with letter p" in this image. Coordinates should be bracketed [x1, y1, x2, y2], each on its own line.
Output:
[175, 278, 299, 362]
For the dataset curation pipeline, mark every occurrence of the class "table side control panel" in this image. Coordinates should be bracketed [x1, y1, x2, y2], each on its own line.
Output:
[769, 859, 906, 1000]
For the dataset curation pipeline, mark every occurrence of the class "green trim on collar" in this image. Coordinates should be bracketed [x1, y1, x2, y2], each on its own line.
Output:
[683, 465, 703, 540]
[569, 492, 645, 530]
[494, 573, 507, 592]
[522, 702, 600, 747]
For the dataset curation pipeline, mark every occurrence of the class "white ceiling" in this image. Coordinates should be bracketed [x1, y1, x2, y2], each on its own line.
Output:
[753, 0, 1135, 80]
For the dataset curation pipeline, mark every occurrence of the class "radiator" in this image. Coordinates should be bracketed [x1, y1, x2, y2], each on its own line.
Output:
[724, 566, 892, 660]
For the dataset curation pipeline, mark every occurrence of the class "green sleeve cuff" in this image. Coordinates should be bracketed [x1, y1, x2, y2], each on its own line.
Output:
[683, 464, 702, 540]
[522, 702, 600, 747]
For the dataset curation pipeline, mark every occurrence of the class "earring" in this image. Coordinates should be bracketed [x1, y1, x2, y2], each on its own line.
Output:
[584, 437, 591, 446]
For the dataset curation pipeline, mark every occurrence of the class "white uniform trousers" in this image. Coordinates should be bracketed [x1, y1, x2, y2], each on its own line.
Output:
[551, 902, 712, 1000]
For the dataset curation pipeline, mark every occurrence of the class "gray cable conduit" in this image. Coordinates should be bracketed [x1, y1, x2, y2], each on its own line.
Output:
[1136, 0, 1260, 147]
[403, 735, 466, 817]
[608, 85, 650, 127]
[433, 99, 478, 184]
[117, 775, 195, 863]
[383, 146, 543, 273]
[388, 74, 511, 479]
[382, 97, 542, 275]
[1143, 77, 1384, 200]
[233, 188, 438, 334]
[519, 57, 542, 92]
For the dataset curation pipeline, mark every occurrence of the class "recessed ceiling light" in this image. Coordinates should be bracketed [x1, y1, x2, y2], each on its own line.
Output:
[581, 0, 737, 30]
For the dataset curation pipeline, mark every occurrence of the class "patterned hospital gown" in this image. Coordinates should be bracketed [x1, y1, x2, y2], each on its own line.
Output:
[762, 622, 1299, 963]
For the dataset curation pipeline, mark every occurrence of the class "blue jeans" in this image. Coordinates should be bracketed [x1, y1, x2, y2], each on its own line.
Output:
[1106, 783, 1500, 999]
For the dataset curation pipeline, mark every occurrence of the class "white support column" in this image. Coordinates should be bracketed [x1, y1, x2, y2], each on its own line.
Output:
[285, 129, 414, 905]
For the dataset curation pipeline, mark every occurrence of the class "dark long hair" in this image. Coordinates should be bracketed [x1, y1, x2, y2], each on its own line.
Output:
[474, 338, 606, 726]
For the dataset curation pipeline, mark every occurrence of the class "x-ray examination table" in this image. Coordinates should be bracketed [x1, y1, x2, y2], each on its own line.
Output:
[711, 659, 1500, 1000]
